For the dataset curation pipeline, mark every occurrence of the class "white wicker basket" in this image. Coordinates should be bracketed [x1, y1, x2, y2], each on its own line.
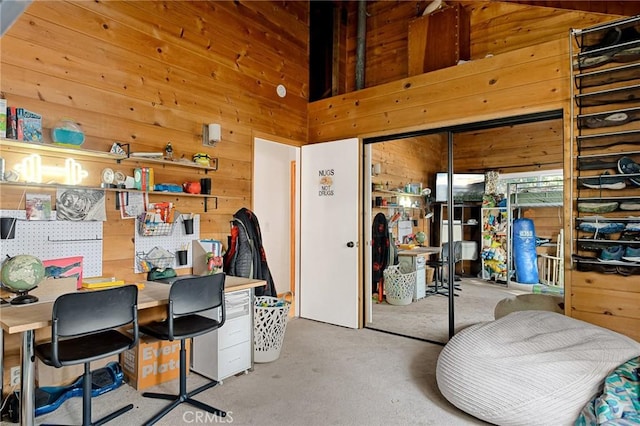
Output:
[254, 294, 291, 363]
[383, 265, 416, 306]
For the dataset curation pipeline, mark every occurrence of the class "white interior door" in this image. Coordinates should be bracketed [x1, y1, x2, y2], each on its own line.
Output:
[300, 138, 360, 328]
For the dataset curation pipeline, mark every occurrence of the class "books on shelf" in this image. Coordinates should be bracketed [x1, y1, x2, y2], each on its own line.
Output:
[6, 106, 17, 139]
[134, 167, 155, 191]
[21, 109, 43, 142]
[3, 105, 42, 142]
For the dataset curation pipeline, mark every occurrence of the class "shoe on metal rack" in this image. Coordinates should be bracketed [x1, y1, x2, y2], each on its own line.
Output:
[574, 54, 612, 69]
[578, 222, 625, 234]
[620, 201, 640, 211]
[583, 27, 622, 52]
[612, 44, 640, 62]
[599, 245, 624, 261]
[581, 171, 626, 189]
[577, 201, 619, 213]
[625, 222, 640, 232]
[619, 231, 640, 242]
[617, 156, 640, 186]
[585, 112, 630, 129]
[622, 245, 640, 262]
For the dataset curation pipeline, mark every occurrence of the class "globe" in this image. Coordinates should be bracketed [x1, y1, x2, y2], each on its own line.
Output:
[1, 254, 44, 304]
[415, 231, 427, 245]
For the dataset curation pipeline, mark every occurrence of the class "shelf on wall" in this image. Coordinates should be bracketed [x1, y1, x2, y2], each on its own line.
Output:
[119, 156, 218, 172]
[0, 138, 127, 160]
[372, 189, 423, 197]
[0, 182, 241, 212]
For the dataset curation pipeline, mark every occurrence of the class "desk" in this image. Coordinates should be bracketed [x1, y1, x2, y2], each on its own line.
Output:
[0, 275, 265, 426]
[397, 247, 440, 300]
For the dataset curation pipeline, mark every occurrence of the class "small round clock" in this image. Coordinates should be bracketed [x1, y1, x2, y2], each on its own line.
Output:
[101, 168, 115, 187]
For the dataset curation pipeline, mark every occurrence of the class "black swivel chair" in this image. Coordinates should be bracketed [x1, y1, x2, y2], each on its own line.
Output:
[35, 285, 139, 426]
[427, 241, 463, 296]
[140, 273, 226, 426]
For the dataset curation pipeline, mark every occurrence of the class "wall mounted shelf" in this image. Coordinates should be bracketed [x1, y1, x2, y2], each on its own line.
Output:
[0, 138, 126, 161]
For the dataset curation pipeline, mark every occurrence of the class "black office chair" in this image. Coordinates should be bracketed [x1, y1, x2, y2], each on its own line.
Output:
[35, 285, 139, 426]
[427, 241, 462, 297]
[140, 273, 226, 426]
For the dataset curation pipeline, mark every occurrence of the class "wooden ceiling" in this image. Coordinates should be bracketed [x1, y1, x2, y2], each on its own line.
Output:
[501, 1, 640, 17]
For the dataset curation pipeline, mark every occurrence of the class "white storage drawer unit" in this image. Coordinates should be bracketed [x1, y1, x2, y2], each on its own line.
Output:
[191, 288, 253, 381]
[398, 253, 426, 301]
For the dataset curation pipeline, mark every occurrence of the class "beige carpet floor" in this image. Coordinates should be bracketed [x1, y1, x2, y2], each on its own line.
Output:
[24, 317, 487, 426]
[369, 277, 527, 343]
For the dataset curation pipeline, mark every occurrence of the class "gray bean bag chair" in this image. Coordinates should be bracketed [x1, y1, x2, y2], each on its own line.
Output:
[436, 311, 640, 426]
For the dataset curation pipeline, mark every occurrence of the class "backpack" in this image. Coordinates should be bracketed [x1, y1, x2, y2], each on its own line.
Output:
[223, 208, 277, 297]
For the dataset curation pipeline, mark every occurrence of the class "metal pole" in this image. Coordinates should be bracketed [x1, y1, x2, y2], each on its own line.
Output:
[447, 131, 455, 340]
[21, 330, 35, 426]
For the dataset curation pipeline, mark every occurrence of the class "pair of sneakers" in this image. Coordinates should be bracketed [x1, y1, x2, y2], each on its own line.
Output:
[618, 157, 640, 186]
[600, 245, 640, 262]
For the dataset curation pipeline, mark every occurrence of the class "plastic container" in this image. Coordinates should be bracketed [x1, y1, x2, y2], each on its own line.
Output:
[383, 265, 416, 305]
[51, 119, 85, 146]
[254, 294, 291, 363]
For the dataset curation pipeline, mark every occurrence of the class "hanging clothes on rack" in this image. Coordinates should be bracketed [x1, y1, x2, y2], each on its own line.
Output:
[372, 212, 390, 302]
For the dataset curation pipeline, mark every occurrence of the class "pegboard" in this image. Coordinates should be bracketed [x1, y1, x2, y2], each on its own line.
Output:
[0, 209, 103, 277]
[134, 213, 200, 273]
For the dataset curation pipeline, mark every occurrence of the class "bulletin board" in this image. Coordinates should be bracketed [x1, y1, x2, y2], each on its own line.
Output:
[134, 213, 200, 273]
[0, 209, 103, 277]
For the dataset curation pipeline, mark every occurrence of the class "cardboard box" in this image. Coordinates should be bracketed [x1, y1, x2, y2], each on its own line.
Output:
[120, 333, 190, 390]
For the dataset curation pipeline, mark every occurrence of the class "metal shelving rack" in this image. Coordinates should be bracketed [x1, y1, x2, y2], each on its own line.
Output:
[570, 15, 640, 274]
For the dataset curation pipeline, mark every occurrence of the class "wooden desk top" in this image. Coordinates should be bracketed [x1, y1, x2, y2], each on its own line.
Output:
[397, 246, 441, 256]
[0, 276, 265, 335]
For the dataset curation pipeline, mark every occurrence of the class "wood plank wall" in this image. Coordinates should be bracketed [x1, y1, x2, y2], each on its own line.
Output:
[371, 135, 445, 241]
[309, 37, 571, 142]
[0, 0, 309, 391]
[312, 2, 639, 341]
[338, 1, 624, 91]
[1, 1, 309, 286]
[1, 0, 637, 392]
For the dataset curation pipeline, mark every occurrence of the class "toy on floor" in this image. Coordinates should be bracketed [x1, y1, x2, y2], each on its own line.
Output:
[35, 361, 125, 417]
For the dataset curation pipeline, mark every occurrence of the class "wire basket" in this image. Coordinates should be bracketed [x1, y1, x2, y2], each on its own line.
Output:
[136, 247, 175, 272]
[254, 293, 291, 363]
[137, 211, 179, 237]
[383, 265, 416, 306]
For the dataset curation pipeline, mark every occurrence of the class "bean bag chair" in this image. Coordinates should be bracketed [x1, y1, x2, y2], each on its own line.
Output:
[494, 293, 564, 319]
[436, 311, 640, 426]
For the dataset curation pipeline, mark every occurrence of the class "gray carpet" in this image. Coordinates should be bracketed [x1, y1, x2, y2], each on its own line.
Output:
[29, 318, 486, 426]
[369, 278, 526, 343]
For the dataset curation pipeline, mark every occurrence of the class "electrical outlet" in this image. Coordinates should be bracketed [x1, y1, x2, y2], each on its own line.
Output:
[10, 366, 20, 387]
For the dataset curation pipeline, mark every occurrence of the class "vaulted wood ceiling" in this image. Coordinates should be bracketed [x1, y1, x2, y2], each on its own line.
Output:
[502, 1, 640, 16]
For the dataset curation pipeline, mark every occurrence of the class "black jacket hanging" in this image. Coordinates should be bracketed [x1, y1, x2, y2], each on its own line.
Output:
[372, 212, 390, 294]
[223, 207, 277, 297]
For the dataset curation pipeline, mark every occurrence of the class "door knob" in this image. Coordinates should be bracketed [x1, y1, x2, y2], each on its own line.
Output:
[346, 241, 355, 248]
